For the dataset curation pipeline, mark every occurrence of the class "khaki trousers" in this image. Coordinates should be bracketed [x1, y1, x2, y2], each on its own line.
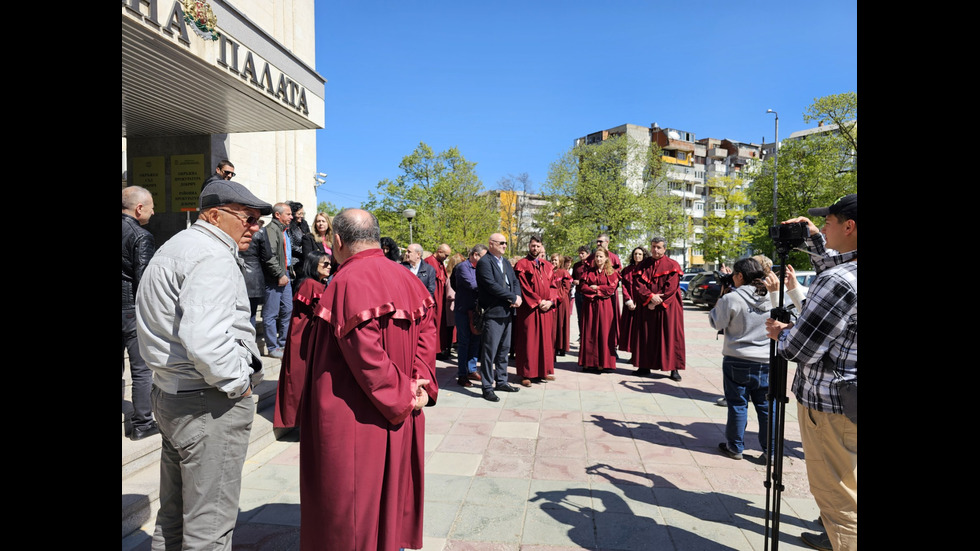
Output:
[798, 402, 857, 550]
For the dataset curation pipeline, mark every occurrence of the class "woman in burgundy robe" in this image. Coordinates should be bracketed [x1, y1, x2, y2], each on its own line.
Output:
[619, 247, 651, 357]
[551, 253, 573, 358]
[578, 247, 620, 372]
[273, 250, 330, 429]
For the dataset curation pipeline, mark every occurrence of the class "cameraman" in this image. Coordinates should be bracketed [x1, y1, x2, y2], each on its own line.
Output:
[765, 194, 857, 551]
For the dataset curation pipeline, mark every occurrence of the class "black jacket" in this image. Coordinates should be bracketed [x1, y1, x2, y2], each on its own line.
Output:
[241, 229, 265, 299]
[402, 261, 436, 298]
[476, 253, 521, 319]
[122, 213, 156, 309]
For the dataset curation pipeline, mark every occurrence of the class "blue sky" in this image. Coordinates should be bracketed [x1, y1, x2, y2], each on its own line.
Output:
[314, 1, 857, 209]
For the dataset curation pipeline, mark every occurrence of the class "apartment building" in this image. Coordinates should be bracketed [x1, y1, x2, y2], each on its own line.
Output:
[574, 123, 762, 269]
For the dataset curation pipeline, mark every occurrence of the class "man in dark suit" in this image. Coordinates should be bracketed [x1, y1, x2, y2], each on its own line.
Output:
[401, 243, 436, 298]
[475, 233, 523, 402]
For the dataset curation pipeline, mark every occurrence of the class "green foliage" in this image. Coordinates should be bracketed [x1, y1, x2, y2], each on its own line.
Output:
[700, 175, 757, 266]
[363, 142, 499, 253]
[748, 92, 857, 268]
[535, 135, 680, 257]
[804, 91, 857, 156]
[315, 200, 341, 216]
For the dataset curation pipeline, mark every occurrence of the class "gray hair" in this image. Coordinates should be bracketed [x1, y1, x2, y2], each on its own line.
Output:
[122, 186, 151, 210]
[333, 208, 380, 245]
[649, 236, 666, 245]
[469, 243, 488, 256]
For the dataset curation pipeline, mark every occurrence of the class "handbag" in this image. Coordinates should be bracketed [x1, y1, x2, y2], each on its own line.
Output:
[469, 306, 486, 335]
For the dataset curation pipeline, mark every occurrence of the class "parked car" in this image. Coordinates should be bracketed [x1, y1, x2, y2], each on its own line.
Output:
[772, 266, 817, 295]
[689, 272, 722, 308]
[679, 273, 699, 301]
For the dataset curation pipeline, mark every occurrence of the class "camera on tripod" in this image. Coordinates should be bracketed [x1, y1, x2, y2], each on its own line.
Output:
[769, 220, 809, 248]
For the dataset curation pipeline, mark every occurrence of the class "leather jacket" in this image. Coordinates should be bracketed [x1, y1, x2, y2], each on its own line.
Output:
[122, 213, 156, 309]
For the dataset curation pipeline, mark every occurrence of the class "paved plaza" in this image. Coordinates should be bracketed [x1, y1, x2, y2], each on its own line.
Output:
[124, 303, 823, 551]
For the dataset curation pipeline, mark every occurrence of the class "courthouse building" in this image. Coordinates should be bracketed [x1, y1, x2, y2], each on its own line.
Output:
[122, 0, 325, 244]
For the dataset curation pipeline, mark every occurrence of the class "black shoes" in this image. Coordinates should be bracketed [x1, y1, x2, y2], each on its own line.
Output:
[717, 442, 743, 460]
[800, 531, 832, 551]
[482, 389, 500, 402]
[669, 370, 682, 381]
[633, 368, 651, 377]
[495, 383, 520, 392]
[131, 422, 160, 441]
[457, 376, 473, 387]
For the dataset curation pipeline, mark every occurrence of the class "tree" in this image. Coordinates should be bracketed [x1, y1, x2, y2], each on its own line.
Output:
[747, 92, 857, 268]
[363, 142, 499, 252]
[805, 91, 857, 160]
[535, 134, 679, 256]
[700, 175, 757, 267]
[316, 200, 341, 216]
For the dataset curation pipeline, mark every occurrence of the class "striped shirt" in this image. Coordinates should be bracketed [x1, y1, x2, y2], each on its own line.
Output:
[779, 232, 857, 414]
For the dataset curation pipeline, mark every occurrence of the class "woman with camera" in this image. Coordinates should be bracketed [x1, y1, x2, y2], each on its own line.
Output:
[709, 257, 773, 460]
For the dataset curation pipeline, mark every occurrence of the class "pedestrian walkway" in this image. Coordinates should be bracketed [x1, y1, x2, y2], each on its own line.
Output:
[123, 304, 821, 551]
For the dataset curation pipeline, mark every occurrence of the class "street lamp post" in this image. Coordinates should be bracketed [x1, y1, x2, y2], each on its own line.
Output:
[402, 208, 416, 244]
[766, 109, 779, 226]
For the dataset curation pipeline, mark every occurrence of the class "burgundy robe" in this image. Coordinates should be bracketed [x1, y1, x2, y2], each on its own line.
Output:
[579, 267, 620, 369]
[618, 263, 642, 353]
[631, 255, 686, 372]
[552, 268, 572, 354]
[273, 277, 326, 428]
[424, 255, 451, 351]
[571, 259, 588, 335]
[297, 248, 438, 551]
[514, 255, 557, 379]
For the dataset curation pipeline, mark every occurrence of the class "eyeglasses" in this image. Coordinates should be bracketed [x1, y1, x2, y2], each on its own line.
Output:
[216, 207, 259, 226]
[221, 170, 236, 179]
[491, 239, 507, 246]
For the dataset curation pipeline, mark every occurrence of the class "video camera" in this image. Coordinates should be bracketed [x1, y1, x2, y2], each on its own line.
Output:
[769, 220, 809, 254]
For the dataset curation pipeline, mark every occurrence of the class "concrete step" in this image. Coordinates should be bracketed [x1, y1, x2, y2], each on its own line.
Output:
[122, 358, 282, 540]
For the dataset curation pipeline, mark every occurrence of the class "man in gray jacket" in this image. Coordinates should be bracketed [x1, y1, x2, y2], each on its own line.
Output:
[136, 180, 272, 551]
[259, 202, 294, 358]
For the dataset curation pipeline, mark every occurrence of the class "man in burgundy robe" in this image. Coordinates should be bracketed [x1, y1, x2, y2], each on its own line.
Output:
[425, 243, 453, 360]
[514, 236, 558, 386]
[296, 209, 438, 551]
[631, 236, 686, 381]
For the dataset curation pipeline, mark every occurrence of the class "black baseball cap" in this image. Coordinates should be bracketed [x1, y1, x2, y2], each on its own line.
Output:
[808, 193, 856, 222]
[200, 180, 273, 215]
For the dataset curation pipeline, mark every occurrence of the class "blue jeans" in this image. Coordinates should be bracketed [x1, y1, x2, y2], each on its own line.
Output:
[722, 356, 771, 454]
[455, 309, 481, 377]
[263, 280, 293, 351]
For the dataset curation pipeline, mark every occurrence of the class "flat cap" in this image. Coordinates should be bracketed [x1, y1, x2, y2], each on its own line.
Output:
[199, 180, 273, 215]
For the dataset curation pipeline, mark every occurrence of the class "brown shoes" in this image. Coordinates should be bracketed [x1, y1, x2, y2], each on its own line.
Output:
[457, 376, 473, 387]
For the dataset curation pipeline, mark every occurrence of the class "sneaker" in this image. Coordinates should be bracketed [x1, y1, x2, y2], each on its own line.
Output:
[800, 531, 832, 551]
[717, 442, 743, 460]
[269, 348, 284, 359]
[716, 397, 728, 407]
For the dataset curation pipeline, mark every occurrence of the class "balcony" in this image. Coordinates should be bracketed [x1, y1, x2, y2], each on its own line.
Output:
[707, 147, 727, 158]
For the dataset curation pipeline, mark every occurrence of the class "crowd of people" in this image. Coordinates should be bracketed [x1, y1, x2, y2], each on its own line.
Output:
[122, 163, 856, 551]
